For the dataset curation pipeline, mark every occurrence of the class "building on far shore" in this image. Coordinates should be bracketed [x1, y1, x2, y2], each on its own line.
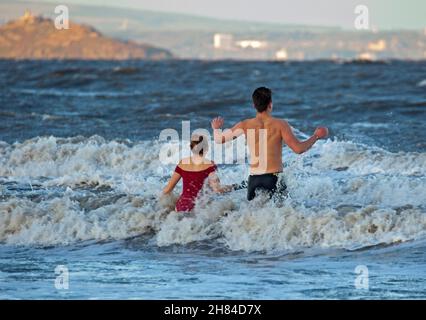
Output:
[275, 48, 288, 60]
[207, 26, 425, 60]
[236, 40, 267, 49]
[213, 33, 233, 50]
[358, 52, 376, 61]
[368, 39, 386, 52]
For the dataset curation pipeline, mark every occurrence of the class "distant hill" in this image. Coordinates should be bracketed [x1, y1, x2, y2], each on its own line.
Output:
[0, 1, 339, 34]
[0, 11, 173, 60]
[1, 1, 423, 60]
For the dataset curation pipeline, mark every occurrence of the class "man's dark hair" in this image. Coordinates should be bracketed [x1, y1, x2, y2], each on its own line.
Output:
[252, 87, 272, 113]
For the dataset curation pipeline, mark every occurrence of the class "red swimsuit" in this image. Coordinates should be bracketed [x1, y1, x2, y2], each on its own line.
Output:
[174, 165, 217, 212]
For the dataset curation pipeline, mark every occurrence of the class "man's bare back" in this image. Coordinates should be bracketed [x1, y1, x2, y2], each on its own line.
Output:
[240, 115, 285, 174]
[211, 87, 328, 201]
[213, 113, 327, 175]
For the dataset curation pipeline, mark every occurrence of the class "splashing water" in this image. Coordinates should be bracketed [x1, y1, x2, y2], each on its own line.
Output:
[1, 135, 424, 252]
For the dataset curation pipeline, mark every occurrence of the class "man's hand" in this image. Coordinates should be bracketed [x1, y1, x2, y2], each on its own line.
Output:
[211, 117, 244, 144]
[211, 116, 224, 130]
[314, 127, 329, 139]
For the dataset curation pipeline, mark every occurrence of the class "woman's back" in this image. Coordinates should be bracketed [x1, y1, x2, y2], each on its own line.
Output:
[174, 158, 217, 212]
[163, 134, 231, 212]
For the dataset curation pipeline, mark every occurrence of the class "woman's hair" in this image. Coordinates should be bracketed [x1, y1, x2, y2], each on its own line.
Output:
[190, 134, 208, 156]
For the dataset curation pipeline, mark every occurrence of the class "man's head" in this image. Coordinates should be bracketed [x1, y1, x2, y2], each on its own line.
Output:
[252, 87, 272, 113]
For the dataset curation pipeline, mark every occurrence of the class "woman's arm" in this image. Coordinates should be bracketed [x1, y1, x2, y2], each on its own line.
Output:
[163, 172, 181, 194]
[208, 172, 233, 193]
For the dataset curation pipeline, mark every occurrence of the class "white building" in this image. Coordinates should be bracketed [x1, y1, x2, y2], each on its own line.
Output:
[235, 40, 267, 49]
[358, 52, 376, 61]
[368, 39, 386, 51]
[275, 49, 288, 60]
[213, 33, 234, 50]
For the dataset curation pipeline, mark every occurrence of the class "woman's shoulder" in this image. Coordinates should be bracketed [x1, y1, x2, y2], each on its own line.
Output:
[177, 158, 216, 172]
[203, 159, 215, 166]
[177, 157, 190, 165]
[204, 160, 217, 172]
[177, 157, 191, 169]
[199, 159, 216, 169]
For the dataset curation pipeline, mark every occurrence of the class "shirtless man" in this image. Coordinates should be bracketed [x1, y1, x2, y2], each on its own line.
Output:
[211, 87, 328, 200]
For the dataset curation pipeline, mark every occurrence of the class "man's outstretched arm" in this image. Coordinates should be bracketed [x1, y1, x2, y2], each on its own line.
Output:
[281, 120, 328, 154]
[211, 116, 245, 144]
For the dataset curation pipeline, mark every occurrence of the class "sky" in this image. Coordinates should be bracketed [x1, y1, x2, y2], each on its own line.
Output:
[34, 0, 426, 30]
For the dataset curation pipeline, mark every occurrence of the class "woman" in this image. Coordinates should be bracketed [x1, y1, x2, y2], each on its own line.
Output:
[162, 135, 232, 212]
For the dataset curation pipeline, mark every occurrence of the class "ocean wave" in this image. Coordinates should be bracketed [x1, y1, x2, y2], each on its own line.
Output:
[351, 122, 389, 129]
[0, 193, 424, 251]
[0, 135, 425, 250]
[112, 66, 140, 74]
[13, 89, 144, 98]
[417, 79, 426, 87]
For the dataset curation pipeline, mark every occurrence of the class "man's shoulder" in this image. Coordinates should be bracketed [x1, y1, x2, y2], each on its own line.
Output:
[241, 117, 257, 125]
[240, 117, 288, 129]
[269, 117, 288, 127]
[236, 118, 253, 131]
[232, 118, 253, 129]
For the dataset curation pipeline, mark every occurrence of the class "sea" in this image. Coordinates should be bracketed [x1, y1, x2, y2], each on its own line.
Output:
[0, 59, 425, 299]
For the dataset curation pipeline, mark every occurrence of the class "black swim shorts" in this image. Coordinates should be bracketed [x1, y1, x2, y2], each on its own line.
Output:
[247, 173, 287, 201]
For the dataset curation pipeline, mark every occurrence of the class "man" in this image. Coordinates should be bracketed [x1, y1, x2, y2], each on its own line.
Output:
[211, 86, 328, 201]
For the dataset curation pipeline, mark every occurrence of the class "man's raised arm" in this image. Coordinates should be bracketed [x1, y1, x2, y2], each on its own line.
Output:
[211, 116, 245, 144]
[281, 120, 328, 154]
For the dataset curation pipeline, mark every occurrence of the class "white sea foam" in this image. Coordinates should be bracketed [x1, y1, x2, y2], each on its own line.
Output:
[417, 79, 426, 87]
[0, 136, 425, 251]
[352, 122, 389, 129]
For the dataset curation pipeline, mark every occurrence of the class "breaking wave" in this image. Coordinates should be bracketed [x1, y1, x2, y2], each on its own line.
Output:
[0, 135, 425, 251]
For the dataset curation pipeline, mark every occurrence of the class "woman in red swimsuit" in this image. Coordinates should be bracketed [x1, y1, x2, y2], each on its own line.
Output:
[162, 135, 232, 212]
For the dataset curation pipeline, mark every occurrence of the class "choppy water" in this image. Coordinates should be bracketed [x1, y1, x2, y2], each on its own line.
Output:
[0, 60, 425, 299]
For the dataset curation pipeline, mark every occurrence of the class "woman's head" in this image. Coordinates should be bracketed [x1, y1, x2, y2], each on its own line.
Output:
[190, 134, 209, 157]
